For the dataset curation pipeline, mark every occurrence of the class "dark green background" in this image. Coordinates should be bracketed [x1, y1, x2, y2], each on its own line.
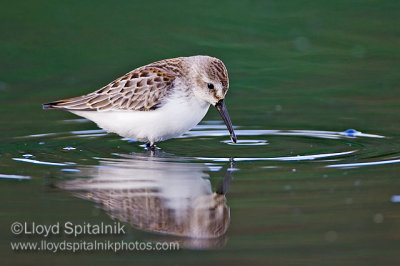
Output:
[1, 0, 399, 265]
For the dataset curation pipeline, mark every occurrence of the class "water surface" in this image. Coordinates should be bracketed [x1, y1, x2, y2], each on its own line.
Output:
[1, 1, 400, 265]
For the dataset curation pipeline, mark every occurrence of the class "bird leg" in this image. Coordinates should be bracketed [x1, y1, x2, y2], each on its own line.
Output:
[145, 142, 156, 151]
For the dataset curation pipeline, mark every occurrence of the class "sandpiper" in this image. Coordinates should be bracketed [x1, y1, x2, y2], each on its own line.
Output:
[43, 55, 237, 149]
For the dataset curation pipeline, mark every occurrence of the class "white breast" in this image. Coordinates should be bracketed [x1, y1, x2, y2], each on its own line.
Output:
[72, 91, 210, 144]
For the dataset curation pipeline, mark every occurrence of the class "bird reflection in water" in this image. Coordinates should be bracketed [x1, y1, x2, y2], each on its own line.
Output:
[58, 151, 234, 249]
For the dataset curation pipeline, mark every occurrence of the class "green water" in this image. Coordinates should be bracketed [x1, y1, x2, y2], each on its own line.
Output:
[1, 1, 400, 265]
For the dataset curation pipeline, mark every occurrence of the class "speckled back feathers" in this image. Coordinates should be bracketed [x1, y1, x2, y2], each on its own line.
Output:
[44, 57, 185, 111]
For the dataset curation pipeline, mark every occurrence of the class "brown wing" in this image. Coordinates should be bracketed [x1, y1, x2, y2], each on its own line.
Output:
[43, 59, 183, 111]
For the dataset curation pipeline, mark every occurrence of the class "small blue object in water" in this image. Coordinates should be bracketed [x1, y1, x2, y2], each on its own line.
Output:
[63, 146, 76, 150]
[342, 129, 360, 138]
[391, 195, 400, 203]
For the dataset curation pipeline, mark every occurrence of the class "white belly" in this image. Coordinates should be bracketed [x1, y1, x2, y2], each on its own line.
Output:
[71, 96, 210, 144]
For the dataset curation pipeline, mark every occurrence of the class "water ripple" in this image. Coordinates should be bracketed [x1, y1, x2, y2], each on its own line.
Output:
[70, 129, 106, 135]
[197, 150, 356, 162]
[326, 158, 400, 169]
[17, 121, 384, 143]
[221, 139, 268, 146]
[12, 158, 75, 166]
[12, 121, 392, 169]
[0, 174, 31, 180]
[183, 129, 384, 140]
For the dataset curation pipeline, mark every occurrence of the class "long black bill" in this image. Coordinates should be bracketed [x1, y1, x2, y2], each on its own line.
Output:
[215, 99, 237, 143]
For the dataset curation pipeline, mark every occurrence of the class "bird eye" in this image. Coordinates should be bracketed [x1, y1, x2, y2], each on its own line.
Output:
[207, 83, 214, 90]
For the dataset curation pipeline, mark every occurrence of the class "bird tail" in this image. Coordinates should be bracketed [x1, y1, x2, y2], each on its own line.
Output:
[42, 101, 66, 110]
[42, 95, 94, 111]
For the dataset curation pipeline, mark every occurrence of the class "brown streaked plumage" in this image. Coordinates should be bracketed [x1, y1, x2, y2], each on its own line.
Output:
[43, 55, 237, 148]
[44, 58, 185, 112]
